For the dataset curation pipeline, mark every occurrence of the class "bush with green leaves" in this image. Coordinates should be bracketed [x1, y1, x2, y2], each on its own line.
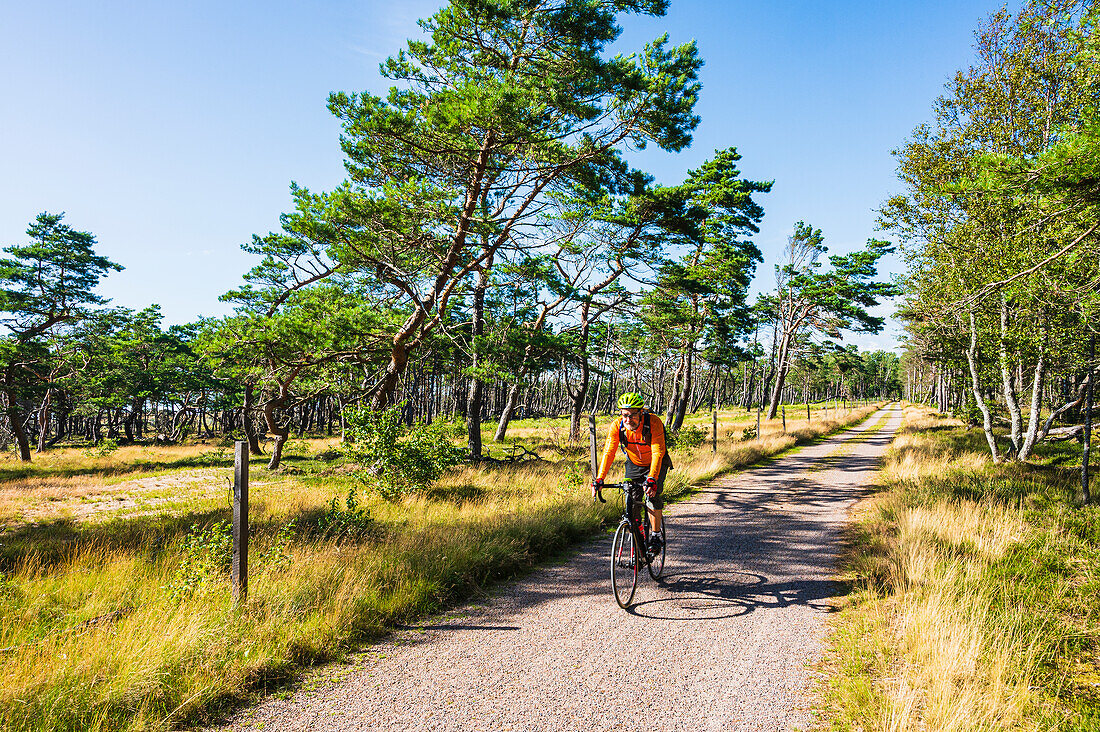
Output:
[741, 426, 758, 441]
[343, 405, 466, 500]
[317, 487, 372, 542]
[668, 424, 707, 450]
[83, 438, 120, 458]
[255, 519, 297, 568]
[168, 519, 298, 600]
[167, 521, 233, 601]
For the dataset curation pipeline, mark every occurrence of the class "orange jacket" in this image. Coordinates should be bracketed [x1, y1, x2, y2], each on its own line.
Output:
[597, 412, 667, 481]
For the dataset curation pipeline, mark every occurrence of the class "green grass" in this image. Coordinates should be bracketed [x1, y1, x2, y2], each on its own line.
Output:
[0, 405, 882, 731]
[822, 406, 1100, 731]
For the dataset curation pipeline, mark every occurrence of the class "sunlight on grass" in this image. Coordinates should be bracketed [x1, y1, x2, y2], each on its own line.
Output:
[0, 405, 882, 730]
[825, 403, 1099, 731]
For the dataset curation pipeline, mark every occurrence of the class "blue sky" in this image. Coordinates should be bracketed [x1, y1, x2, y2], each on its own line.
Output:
[1, 0, 1010, 351]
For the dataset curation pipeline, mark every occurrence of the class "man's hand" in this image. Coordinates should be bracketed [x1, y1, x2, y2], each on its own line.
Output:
[591, 478, 604, 499]
[645, 476, 658, 497]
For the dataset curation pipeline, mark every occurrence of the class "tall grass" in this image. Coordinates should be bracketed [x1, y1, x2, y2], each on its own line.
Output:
[824, 405, 1100, 731]
[0, 405, 879, 731]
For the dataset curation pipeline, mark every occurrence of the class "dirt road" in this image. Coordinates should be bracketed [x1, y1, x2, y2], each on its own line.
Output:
[215, 406, 901, 732]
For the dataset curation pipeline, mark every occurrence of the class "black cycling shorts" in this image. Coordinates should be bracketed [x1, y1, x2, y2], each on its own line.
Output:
[624, 458, 668, 510]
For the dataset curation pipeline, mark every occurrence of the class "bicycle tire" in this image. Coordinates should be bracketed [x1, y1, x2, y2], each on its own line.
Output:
[611, 522, 638, 608]
[647, 513, 666, 580]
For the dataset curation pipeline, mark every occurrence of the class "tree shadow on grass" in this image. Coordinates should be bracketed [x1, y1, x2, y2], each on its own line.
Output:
[0, 499, 376, 573]
[424, 484, 486, 502]
[0, 449, 347, 484]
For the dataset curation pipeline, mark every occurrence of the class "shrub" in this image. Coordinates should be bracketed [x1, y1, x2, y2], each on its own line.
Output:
[168, 519, 298, 600]
[83, 438, 120, 458]
[741, 426, 758, 441]
[256, 519, 297, 568]
[167, 521, 233, 601]
[343, 405, 466, 500]
[317, 487, 372, 542]
[669, 424, 707, 449]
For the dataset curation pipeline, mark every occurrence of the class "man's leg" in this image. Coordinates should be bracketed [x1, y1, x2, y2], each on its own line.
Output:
[647, 461, 668, 536]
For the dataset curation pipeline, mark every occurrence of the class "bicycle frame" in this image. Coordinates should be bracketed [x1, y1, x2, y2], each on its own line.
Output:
[600, 479, 651, 566]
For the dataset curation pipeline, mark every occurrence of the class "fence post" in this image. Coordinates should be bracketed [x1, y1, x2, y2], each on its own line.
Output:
[782, 406, 786, 432]
[756, 406, 761, 436]
[232, 441, 249, 607]
[712, 410, 717, 453]
[588, 414, 598, 481]
[807, 402, 811, 422]
[1080, 333, 1095, 505]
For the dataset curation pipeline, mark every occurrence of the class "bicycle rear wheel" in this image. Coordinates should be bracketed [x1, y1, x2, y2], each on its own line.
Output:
[648, 514, 667, 580]
[611, 522, 638, 608]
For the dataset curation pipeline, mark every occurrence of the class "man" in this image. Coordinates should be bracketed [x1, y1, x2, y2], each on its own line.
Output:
[592, 392, 669, 554]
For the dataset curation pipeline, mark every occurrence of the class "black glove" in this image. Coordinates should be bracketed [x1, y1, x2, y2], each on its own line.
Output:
[591, 478, 604, 497]
[645, 476, 657, 497]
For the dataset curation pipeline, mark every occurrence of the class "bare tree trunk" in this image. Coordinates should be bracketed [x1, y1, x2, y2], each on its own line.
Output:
[264, 398, 288, 471]
[36, 389, 51, 453]
[665, 352, 684, 424]
[671, 349, 692, 431]
[1017, 345, 1046, 461]
[242, 383, 263, 455]
[766, 333, 791, 420]
[495, 379, 524, 442]
[262, 370, 300, 470]
[3, 386, 31, 462]
[999, 295, 1023, 457]
[568, 305, 592, 442]
[466, 247, 492, 459]
[966, 309, 1001, 462]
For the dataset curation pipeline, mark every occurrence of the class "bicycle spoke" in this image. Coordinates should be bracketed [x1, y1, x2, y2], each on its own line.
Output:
[610, 523, 637, 608]
[648, 515, 666, 580]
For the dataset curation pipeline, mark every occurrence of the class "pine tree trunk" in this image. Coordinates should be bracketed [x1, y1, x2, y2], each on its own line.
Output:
[671, 349, 692, 431]
[35, 389, 51, 453]
[466, 248, 492, 459]
[766, 333, 791, 420]
[4, 385, 31, 462]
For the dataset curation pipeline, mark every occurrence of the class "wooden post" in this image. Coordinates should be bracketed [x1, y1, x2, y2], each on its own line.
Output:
[1080, 334, 1095, 505]
[232, 441, 249, 607]
[588, 414, 598, 481]
[782, 406, 786, 432]
[806, 402, 811, 422]
[712, 410, 717, 453]
[756, 406, 761, 436]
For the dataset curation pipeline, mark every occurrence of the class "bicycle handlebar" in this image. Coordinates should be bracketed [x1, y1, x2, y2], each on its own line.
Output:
[592, 478, 647, 504]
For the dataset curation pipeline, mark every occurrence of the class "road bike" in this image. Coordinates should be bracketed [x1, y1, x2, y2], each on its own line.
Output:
[595, 478, 667, 609]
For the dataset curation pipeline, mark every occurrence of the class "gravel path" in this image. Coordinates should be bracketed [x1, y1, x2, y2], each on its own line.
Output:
[214, 406, 901, 732]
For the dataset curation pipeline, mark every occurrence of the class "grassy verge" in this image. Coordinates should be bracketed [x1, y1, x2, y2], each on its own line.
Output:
[821, 405, 1100, 731]
[0, 405, 880, 731]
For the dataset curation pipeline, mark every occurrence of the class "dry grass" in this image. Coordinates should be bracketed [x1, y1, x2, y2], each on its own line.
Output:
[0, 405, 882, 731]
[823, 403, 1100, 731]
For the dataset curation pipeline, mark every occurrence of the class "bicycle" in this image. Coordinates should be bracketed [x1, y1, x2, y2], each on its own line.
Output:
[595, 478, 667, 609]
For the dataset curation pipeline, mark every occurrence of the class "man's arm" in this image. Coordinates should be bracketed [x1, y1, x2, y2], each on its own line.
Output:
[648, 416, 667, 480]
[597, 420, 620, 481]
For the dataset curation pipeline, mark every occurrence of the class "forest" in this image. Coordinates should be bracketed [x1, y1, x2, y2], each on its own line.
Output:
[0, 2, 902, 472]
[890, 0, 1100, 476]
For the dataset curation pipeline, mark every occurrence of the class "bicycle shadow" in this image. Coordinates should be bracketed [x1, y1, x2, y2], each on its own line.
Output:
[625, 570, 841, 621]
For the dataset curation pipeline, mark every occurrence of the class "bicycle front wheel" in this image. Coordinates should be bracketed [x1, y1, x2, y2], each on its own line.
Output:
[648, 515, 667, 580]
[611, 522, 638, 608]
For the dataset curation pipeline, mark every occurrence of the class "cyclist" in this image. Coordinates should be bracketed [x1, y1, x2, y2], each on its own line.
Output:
[592, 392, 670, 555]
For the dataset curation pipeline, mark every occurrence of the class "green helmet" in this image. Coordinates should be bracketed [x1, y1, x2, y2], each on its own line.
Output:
[617, 392, 644, 410]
